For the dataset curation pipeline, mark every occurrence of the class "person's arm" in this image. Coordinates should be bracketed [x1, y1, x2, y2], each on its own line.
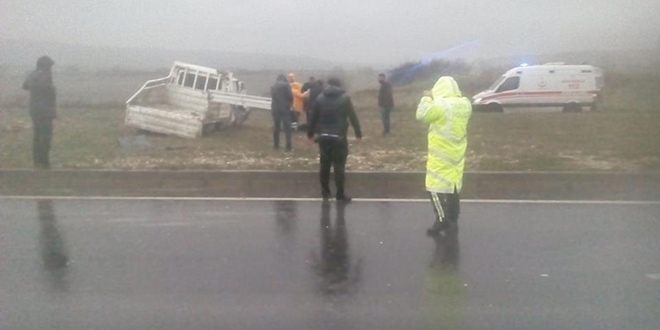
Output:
[416, 91, 446, 124]
[387, 83, 394, 107]
[285, 85, 293, 107]
[346, 98, 362, 139]
[22, 76, 31, 91]
[307, 97, 321, 139]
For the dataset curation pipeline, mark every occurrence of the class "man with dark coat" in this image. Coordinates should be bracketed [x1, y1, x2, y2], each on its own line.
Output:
[307, 78, 362, 202]
[378, 73, 394, 136]
[23, 56, 57, 168]
[270, 74, 294, 151]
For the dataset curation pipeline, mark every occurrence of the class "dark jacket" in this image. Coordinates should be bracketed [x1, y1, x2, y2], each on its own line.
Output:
[306, 81, 324, 113]
[22, 69, 56, 119]
[270, 75, 293, 113]
[307, 86, 362, 140]
[302, 81, 314, 93]
[378, 81, 394, 108]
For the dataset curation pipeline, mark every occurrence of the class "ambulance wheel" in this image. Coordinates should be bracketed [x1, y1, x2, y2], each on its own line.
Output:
[562, 103, 582, 113]
[486, 103, 503, 113]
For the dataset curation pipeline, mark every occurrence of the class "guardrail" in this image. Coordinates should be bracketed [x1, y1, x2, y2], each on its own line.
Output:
[209, 91, 272, 110]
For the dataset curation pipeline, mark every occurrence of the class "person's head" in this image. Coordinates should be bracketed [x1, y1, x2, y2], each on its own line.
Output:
[308, 76, 315, 82]
[316, 79, 324, 87]
[36, 56, 55, 71]
[327, 77, 342, 88]
[287, 73, 296, 83]
[276, 74, 287, 82]
[378, 73, 386, 83]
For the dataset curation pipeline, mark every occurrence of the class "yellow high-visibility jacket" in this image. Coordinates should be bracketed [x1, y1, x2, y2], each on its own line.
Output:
[416, 77, 472, 193]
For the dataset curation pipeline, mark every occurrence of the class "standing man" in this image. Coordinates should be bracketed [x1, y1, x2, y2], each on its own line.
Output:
[416, 76, 472, 235]
[23, 56, 57, 169]
[307, 78, 362, 203]
[287, 73, 307, 131]
[270, 74, 294, 151]
[302, 76, 316, 93]
[300, 76, 316, 131]
[378, 73, 394, 136]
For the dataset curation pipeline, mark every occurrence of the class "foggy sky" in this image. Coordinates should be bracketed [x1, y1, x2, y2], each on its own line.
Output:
[3, 0, 658, 66]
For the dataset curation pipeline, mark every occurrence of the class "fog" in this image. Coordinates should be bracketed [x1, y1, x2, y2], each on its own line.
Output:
[2, 0, 659, 67]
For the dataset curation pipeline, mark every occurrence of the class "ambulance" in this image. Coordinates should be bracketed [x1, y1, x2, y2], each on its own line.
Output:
[472, 63, 604, 113]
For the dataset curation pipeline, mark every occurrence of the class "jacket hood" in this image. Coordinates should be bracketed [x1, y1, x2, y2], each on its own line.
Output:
[323, 85, 345, 97]
[431, 76, 462, 98]
[276, 74, 287, 83]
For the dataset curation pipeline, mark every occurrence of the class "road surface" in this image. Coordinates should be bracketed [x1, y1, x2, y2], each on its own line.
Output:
[1, 198, 659, 330]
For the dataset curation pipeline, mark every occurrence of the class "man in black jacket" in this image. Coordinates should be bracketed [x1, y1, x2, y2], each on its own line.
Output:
[270, 74, 294, 151]
[23, 56, 57, 169]
[307, 78, 362, 202]
[378, 73, 394, 136]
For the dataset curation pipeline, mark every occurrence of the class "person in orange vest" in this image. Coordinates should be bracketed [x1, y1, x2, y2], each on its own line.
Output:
[288, 73, 308, 131]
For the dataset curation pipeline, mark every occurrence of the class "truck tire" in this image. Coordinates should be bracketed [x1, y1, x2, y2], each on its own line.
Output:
[562, 103, 582, 113]
[487, 103, 503, 113]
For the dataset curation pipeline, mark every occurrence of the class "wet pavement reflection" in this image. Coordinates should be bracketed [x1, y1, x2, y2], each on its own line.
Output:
[37, 199, 69, 291]
[310, 202, 362, 297]
[424, 231, 463, 329]
[0, 199, 658, 330]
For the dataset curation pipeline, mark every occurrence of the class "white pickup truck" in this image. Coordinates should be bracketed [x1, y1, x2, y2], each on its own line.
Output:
[125, 62, 272, 138]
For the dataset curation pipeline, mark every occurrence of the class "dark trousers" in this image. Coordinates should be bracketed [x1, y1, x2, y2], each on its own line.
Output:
[32, 117, 53, 168]
[380, 106, 392, 134]
[319, 139, 348, 198]
[272, 111, 292, 149]
[429, 190, 460, 223]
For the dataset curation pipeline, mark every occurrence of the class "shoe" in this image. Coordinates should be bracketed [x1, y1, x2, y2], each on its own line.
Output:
[426, 220, 448, 237]
[336, 195, 352, 203]
[322, 191, 331, 201]
[285, 146, 292, 152]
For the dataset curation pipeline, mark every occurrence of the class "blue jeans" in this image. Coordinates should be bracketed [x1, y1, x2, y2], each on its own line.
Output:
[380, 106, 392, 134]
[272, 111, 292, 149]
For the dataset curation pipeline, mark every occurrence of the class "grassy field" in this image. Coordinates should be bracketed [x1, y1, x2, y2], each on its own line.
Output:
[1, 68, 659, 171]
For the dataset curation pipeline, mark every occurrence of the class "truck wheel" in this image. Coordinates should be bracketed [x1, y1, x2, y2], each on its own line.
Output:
[562, 103, 581, 113]
[487, 103, 503, 113]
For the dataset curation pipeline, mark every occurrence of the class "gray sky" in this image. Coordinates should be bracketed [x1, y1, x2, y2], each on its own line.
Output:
[3, 0, 659, 66]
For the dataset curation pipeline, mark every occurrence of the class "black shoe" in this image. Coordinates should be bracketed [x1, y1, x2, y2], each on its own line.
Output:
[285, 146, 292, 152]
[336, 195, 352, 203]
[426, 221, 448, 237]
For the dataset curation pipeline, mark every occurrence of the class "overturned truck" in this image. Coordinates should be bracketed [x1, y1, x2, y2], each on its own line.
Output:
[126, 62, 272, 138]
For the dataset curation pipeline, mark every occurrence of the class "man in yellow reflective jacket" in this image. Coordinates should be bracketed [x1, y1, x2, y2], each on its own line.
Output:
[416, 76, 472, 235]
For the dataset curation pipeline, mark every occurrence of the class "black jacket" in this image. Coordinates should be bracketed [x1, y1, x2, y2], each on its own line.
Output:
[378, 81, 394, 108]
[307, 86, 362, 140]
[270, 76, 293, 113]
[22, 69, 56, 119]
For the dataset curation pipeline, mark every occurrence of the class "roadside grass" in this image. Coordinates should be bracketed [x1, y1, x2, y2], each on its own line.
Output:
[1, 69, 658, 171]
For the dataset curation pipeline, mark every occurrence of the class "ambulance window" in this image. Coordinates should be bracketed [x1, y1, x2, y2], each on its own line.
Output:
[488, 76, 506, 90]
[177, 72, 184, 85]
[496, 76, 520, 93]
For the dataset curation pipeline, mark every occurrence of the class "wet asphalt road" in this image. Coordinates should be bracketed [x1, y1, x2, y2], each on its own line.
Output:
[1, 199, 659, 330]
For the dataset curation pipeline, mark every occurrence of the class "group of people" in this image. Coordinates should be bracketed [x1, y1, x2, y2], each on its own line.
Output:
[23, 56, 472, 236]
[273, 72, 472, 235]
